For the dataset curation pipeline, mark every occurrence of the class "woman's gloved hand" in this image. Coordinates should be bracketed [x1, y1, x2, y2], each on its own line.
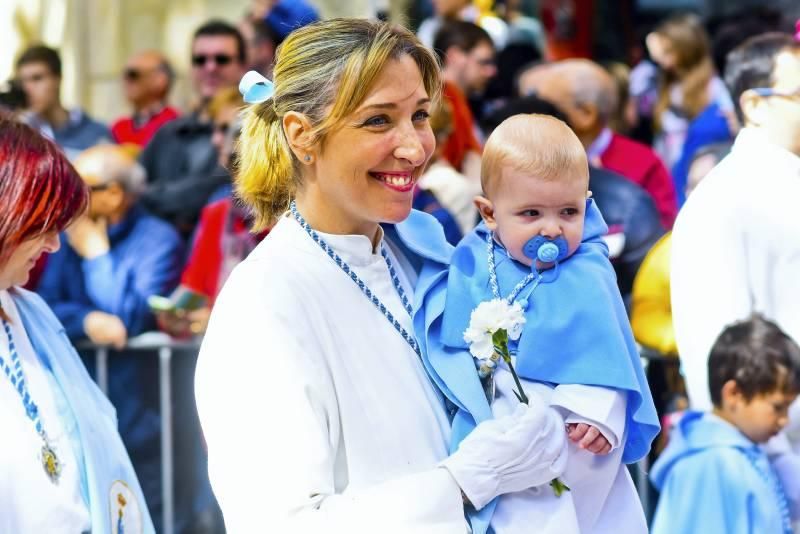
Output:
[440, 402, 568, 510]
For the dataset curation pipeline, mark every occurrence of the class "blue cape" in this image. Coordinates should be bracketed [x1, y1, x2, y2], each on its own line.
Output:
[418, 199, 659, 465]
[13, 288, 155, 534]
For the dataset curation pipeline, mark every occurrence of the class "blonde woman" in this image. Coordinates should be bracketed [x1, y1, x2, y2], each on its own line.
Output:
[195, 19, 567, 533]
[647, 13, 734, 169]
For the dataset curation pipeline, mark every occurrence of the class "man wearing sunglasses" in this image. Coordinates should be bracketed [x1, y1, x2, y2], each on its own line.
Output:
[139, 20, 246, 238]
[672, 32, 800, 520]
[15, 45, 110, 160]
[110, 51, 179, 148]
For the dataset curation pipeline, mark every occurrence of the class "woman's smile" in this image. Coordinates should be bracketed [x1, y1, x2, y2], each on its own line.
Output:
[369, 170, 416, 193]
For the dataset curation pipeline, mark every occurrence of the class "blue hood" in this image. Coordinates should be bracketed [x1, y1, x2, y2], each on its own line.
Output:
[651, 411, 756, 490]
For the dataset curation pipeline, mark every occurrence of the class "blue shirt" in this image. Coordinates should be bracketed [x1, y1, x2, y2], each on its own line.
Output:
[24, 109, 111, 161]
[37, 204, 183, 339]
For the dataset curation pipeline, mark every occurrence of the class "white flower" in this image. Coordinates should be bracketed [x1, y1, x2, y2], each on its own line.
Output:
[463, 299, 526, 359]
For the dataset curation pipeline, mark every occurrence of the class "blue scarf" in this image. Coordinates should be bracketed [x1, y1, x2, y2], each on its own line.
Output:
[13, 288, 155, 534]
[415, 200, 660, 534]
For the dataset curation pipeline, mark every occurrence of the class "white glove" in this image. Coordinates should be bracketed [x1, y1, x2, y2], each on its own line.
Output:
[440, 402, 568, 510]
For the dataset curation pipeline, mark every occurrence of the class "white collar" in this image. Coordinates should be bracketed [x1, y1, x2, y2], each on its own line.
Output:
[280, 214, 385, 267]
[586, 127, 613, 161]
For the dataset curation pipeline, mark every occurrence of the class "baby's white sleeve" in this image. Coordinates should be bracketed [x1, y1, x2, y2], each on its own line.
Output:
[550, 385, 627, 450]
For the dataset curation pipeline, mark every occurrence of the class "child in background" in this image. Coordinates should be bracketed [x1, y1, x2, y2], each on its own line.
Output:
[651, 314, 800, 534]
[421, 114, 659, 534]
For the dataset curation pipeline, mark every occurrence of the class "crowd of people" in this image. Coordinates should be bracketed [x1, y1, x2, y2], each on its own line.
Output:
[2, 0, 800, 532]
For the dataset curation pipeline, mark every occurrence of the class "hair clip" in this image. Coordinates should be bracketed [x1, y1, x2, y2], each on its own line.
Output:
[239, 71, 275, 104]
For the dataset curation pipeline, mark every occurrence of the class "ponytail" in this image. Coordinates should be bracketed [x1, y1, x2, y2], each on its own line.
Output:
[235, 99, 296, 231]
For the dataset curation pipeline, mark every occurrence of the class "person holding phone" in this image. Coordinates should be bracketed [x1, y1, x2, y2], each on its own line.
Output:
[36, 144, 184, 531]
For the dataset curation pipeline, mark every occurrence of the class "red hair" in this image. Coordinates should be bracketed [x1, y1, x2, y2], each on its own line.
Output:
[0, 116, 88, 264]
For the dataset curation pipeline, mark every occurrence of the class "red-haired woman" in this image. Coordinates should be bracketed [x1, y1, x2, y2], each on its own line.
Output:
[0, 116, 155, 533]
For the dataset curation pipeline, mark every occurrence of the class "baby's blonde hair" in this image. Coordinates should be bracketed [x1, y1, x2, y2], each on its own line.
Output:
[481, 114, 589, 197]
[236, 18, 442, 230]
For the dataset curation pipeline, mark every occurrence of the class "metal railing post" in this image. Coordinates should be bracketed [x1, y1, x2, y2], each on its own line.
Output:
[159, 345, 174, 534]
[96, 346, 109, 395]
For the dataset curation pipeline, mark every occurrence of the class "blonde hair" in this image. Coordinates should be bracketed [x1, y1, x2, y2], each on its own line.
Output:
[653, 13, 714, 130]
[236, 18, 442, 230]
[481, 114, 588, 196]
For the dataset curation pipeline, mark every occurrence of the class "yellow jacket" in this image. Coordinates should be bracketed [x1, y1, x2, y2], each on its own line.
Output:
[631, 233, 677, 356]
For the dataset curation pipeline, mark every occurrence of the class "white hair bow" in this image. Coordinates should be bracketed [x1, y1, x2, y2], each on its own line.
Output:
[239, 71, 274, 104]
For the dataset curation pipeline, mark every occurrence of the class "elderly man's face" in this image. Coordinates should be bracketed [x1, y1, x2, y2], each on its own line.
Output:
[73, 152, 127, 220]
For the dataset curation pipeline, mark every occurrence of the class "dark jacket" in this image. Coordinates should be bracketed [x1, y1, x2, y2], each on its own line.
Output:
[589, 166, 665, 303]
[138, 112, 229, 236]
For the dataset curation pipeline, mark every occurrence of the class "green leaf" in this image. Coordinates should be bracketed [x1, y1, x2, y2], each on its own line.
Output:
[550, 478, 571, 497]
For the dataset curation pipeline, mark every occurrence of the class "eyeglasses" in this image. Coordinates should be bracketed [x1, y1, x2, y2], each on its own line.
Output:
[752, 87, 800, 100]
[213, 122, 230, 134]
[123, 67, 156, 81]
[191, 54, 235, 67]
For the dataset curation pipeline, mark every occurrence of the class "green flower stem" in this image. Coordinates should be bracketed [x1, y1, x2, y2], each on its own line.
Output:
[491, 328, 569, 497]
[492, 330, 529, 405]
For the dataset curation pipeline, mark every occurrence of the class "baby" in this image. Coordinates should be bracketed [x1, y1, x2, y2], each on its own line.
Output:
[422, 114, 659, 533]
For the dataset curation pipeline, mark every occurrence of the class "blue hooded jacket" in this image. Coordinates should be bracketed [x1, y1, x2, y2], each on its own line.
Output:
[650, 411, 787, 534]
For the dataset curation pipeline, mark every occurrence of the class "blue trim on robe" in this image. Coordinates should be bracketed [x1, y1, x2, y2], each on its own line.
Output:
[12, 288, 155, 534]
[416, 199, 659, 526]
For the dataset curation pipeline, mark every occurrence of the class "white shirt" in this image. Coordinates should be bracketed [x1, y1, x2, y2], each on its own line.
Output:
[0, 290, 91, 533]
[672, 127, 800, 410]
[489, 368, 646, 534]
[195, 215, 467, 533]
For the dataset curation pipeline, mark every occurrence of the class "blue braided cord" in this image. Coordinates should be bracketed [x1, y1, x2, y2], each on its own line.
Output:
[290, 201, 420, 357]
[1, 319, 48, 441]
[486, 232, 541, 303]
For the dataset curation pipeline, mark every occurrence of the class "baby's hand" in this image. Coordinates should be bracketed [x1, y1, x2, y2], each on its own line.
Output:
[566, 423, 612, 455]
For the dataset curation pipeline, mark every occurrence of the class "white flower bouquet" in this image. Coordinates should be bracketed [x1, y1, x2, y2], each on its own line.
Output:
[463, 298, 570, 497]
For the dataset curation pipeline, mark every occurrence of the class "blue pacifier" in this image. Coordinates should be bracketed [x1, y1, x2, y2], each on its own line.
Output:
[522, 235, 569, 264]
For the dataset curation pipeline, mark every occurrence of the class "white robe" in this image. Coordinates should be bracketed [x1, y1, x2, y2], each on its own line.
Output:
[0, 290, 91, 533]
[671, 127, 800, 521]
[195, 214, 468, 533]
[671, 127, 800, 410]
[489, 367, 647, 533]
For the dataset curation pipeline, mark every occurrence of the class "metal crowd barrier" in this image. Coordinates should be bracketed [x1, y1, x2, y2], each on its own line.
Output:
[78, 332, 202, 534]
[637, 346, 683, 521]
[78, 335, 676, 530]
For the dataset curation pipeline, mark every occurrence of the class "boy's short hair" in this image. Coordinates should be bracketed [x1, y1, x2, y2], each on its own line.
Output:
[708, 313, 800, 406]
[480, 113, 588, 196]
[16, 45, 62, 77]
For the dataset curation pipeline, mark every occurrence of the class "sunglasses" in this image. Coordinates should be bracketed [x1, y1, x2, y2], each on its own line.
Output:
[88, 182, 112, 192]
[191, 54, 235, 67]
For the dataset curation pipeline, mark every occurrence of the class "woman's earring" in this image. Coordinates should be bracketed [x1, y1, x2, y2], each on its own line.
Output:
[304, 155, 312, 163]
